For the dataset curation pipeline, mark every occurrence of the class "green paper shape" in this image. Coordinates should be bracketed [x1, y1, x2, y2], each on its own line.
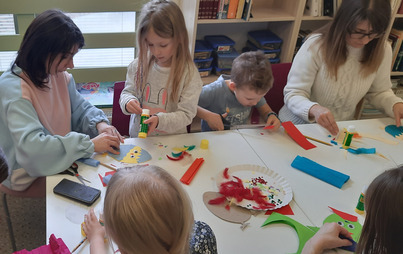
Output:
[262, 212, 318, 254]
[323, 214, 362, 242]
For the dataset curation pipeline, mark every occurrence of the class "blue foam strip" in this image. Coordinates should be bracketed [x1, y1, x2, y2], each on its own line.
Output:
[291, 155, 350, 189]
[77, 158, 100, 167]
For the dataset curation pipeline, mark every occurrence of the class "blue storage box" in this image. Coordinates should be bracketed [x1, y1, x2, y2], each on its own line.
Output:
[198, 67, 212, 78]
[204, 35, 235, 53]
[214, 48, 239, 69]
[214, 66, 231, 75]
[246, 41, 281, 60]
[247, 30, 283, 50]
[194, 40, 213, 60]
[194, 57, 213, 69]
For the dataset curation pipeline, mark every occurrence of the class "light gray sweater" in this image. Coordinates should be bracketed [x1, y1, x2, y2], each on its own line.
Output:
[120, 59, 203, 137]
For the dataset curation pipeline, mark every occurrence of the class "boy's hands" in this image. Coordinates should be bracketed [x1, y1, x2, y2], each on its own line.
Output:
[126, 99, 142, 115]
[265, 114, 281, 131]
[206, 112, 228, 131]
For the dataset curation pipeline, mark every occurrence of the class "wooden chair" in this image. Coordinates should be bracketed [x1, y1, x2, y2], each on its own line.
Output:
[251, 62, 292, 123]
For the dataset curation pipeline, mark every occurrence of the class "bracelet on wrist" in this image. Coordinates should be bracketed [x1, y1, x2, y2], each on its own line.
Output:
[267, 112, 278, 120]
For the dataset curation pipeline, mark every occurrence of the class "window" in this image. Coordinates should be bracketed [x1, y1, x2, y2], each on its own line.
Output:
[0, 12, 135, 72]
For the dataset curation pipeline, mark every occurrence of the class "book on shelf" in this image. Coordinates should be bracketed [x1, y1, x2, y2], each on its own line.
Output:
[236, 0, 245, 19]
[212, 0, 220, 19]
[323, 0, 334, 16]
[227, 0, 239, 19]
[390, 27, 403, 70]
[220, 0, 230, 19]
[241, 0, 253, 21]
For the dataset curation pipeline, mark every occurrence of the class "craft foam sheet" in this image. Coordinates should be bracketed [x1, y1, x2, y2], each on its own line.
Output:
[108, 144, 151, 163]
[385, 125, 403, 139]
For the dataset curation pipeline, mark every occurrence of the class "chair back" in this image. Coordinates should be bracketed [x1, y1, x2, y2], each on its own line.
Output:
[112, 82, 131, 136]
[265, 62, 292, 114]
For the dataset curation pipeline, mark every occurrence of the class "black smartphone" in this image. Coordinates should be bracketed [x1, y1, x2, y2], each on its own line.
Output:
[53, 178, 101, 206]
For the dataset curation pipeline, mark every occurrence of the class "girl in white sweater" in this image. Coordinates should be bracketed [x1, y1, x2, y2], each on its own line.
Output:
[279, 0, 403, 135]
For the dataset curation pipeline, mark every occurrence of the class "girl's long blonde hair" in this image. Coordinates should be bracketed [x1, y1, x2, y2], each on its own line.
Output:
[103, 165, 194, 254]
[313, 0, 390, 79]
[136, 0, 194, 103]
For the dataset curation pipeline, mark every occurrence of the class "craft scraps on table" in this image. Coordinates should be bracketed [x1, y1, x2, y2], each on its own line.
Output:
[166, 150, 191, 161]
[213, 165, 293, 211]
[282, 121, 316, 150]
[346, 147, 376, 155]
[98, 171, 116, 187]
[172, 145, 196, 152]
[291, 155, 350, 189]
[108, 144, 151, 164]
[385, 125, 403, 140]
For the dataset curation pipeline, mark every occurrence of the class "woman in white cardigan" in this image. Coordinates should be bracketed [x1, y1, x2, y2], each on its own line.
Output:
[279, 0, 403, 135]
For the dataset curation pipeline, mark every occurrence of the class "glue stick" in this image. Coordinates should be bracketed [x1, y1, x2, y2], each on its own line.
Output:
[138, 109, 150, 139]
[355, 185, 367, 214]
[342, 125, 356, 149]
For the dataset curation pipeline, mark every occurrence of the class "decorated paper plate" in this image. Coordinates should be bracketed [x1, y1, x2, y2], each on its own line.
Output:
[215, 164, 293, 210]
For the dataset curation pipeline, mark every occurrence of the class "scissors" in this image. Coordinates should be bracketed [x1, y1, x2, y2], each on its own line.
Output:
[60, 163, 91, 185]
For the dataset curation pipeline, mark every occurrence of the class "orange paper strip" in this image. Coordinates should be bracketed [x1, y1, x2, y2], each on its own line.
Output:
[180, 158, 205, 185]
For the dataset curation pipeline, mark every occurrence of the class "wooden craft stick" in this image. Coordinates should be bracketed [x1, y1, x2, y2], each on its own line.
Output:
[100, 162, 117, 171]
[180, 158, 205, 185]
[71, 237, 87, 253]
[303, 135, 332, 146]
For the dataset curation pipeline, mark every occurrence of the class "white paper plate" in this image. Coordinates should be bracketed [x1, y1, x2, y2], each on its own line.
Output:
[215, 164, 293, 210]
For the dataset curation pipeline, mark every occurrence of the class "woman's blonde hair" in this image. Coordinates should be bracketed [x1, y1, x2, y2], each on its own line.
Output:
[103, 165, 194, 254]
[136, 0, 194, 103]
[313, 0, 391, 79]
[356, 166, 403, 254]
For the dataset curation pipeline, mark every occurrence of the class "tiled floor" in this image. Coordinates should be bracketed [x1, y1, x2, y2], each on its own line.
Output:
[0, 193, 45, 253]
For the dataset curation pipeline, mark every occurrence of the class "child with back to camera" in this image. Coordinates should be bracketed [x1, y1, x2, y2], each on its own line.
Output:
[119, 0, 203, 138]
[302, 166, 403, 254]
[197, 51, 281, 132]
[83, 165, 218, 254]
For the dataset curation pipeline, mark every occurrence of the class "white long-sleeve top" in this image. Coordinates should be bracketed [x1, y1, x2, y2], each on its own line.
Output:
[120, 59, 202, 137]
[279, 34, 402, 124]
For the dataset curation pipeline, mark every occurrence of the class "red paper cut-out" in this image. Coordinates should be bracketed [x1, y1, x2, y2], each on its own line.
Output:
[282, 121, 316, 150]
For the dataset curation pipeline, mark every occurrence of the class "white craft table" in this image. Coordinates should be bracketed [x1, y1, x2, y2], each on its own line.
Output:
[237, 117, 401, 230]
[47, 118, 402, 254]
[47, 130, 313, 254]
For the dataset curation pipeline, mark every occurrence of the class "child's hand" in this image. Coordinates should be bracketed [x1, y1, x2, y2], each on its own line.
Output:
[144, 115, 159, 135]
[265, 114, 281, 131]
[91, 133, 121, 154]
[83, 209, 105, 243]
[207, 112, 227, 131]
[302, 222, 352, 254]
[126, 99, 142, 115]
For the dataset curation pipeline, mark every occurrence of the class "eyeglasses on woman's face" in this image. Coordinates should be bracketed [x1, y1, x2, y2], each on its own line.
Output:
[349, 31, 384, 40]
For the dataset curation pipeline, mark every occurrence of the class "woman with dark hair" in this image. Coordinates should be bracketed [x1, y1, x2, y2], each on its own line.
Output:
[0, 9, 123, 191]
[302, 166, 403, 254]
[279, 0, 403, 135]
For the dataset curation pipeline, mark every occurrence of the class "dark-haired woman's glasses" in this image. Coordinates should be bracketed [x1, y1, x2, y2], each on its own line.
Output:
[350, 31, 384, 39]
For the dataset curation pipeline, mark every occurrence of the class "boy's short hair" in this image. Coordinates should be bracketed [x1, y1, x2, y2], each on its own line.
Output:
[230, 50, 273, 93]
